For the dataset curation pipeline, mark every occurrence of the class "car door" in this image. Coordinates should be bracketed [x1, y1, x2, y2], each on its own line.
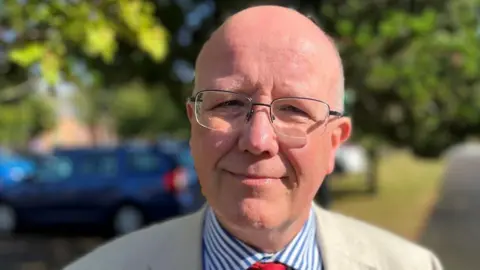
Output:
[13, 152, 119, 224]
[4, 155, 76, 224]
[63, 152, 119, 222]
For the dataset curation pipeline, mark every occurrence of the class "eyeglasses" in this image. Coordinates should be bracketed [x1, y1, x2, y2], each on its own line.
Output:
[187, 90, 342, 146]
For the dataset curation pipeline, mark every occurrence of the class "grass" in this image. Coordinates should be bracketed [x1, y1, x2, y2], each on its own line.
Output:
[330, 151, 445, 241]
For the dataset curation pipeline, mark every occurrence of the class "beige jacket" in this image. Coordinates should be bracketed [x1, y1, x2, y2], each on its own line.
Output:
[64, 204, 443, 270]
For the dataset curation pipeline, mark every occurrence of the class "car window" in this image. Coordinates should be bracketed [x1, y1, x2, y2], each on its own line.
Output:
[126, 148, 175, 175]
[36, 156, 73, 183]
[77, 153, 118, 178]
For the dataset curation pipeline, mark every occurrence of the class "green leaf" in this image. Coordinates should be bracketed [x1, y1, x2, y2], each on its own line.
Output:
[366, 60, 398, 90]
[355, 24, 374, 48]
[410, 9, 437, 34]
[119, 0, 143, 29]
[8, 43, 46, 67]
[2, 1, 169, 86]
[40, 51, 61, 85]
[138, 26, 169, 62]
[337, 19, 354, 36]
[379, 12, 409, 38]
[85, 22, 117, 63]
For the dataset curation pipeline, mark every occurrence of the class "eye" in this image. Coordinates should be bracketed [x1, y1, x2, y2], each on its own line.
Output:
[211, 99, 246, 110]
[279, 105, 308, 116]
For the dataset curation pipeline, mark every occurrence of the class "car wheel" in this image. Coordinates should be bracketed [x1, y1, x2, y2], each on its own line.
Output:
[112, 205, 145, 236]
[0, 203, 16, 234]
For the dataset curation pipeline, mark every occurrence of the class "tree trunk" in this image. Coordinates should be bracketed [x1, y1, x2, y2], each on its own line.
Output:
[366, 147, 379, 194]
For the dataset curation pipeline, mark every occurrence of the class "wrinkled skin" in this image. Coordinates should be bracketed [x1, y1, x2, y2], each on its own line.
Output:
[187, 5, 351, 252]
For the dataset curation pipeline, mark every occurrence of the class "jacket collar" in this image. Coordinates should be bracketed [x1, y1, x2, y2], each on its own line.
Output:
[167, 204, 378, 270]
[312, 204, 378, 270]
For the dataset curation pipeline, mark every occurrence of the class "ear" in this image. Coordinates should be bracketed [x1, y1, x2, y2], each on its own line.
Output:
[186, 102, 195, 149]
[327, 117, 352, 174]
[186, 102, 194, 123]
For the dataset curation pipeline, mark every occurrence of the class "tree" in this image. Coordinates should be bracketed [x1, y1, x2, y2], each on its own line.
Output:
[81, 0, 480, 157]
[318, 0, 480, 192]
[2, 0, 478, 167]
[202, 0, 480, 192]
[0, 87, 56, 148]
[0, 0, 169, 86]
[0, 0, 173, 146]
[109, 81, 188, 140]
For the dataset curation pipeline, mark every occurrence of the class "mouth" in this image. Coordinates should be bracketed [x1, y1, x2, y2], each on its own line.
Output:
[223, 170, 286, 186]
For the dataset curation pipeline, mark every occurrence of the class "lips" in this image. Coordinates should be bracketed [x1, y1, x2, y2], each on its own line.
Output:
[223, 169, 285, 180]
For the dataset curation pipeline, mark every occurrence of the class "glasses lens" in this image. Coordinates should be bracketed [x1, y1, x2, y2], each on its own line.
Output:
[194, 91, 251, 132]
[271, 97, 329, 139]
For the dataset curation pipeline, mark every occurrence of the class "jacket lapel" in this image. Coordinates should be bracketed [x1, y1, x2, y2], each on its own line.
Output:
[158, 206, 206, 270]
[313, 204, 378, 270]
[161, 204, 379, 270]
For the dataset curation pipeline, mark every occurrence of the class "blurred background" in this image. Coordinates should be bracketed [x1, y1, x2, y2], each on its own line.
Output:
[0, 0, 478, 269]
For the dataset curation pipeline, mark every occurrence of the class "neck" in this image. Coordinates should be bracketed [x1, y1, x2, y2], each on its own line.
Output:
[215, 209, 311, 253]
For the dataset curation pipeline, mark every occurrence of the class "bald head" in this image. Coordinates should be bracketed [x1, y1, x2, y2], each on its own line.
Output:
[188, 6, 352, 242]
[194, 5, 344, 111]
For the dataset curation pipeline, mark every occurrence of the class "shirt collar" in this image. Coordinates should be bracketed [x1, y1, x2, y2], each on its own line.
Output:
[203, 206, 321, 270]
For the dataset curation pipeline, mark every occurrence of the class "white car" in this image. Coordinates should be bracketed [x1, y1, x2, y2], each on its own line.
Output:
[334, 144, 368, 174]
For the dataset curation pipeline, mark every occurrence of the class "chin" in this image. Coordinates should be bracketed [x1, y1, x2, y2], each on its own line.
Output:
[221, 197, 289, 230]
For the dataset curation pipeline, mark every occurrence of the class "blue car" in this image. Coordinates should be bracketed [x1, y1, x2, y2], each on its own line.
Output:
[0, 144, 204, 236]
[0, 149, 36, 188]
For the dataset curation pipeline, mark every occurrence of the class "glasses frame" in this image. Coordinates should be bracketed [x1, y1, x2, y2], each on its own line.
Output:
[186, 89, 343, 135]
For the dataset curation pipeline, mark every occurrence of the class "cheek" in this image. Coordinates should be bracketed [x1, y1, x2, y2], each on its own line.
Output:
[190, 128, 237, 180]
[284, 137, 331, 187]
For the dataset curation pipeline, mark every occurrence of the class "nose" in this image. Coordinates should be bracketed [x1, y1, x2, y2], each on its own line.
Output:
[238, 108, 279, 156]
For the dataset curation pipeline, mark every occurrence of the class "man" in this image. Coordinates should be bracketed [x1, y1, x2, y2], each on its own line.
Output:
[64, 5, 443, 270]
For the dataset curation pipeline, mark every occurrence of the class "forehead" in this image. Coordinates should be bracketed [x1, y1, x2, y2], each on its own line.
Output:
[195, 37, 340, 100]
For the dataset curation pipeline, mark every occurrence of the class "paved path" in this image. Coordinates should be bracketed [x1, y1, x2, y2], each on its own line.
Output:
[421, 145, 480, 270]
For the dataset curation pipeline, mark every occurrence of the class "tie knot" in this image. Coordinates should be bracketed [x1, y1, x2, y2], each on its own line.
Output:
[248, 261, 288, 270]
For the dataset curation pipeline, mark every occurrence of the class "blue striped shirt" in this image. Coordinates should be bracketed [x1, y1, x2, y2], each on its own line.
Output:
[202, 207, 323, 270]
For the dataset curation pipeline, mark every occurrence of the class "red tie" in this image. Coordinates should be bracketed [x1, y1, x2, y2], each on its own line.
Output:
[248, 262, 288, 270]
